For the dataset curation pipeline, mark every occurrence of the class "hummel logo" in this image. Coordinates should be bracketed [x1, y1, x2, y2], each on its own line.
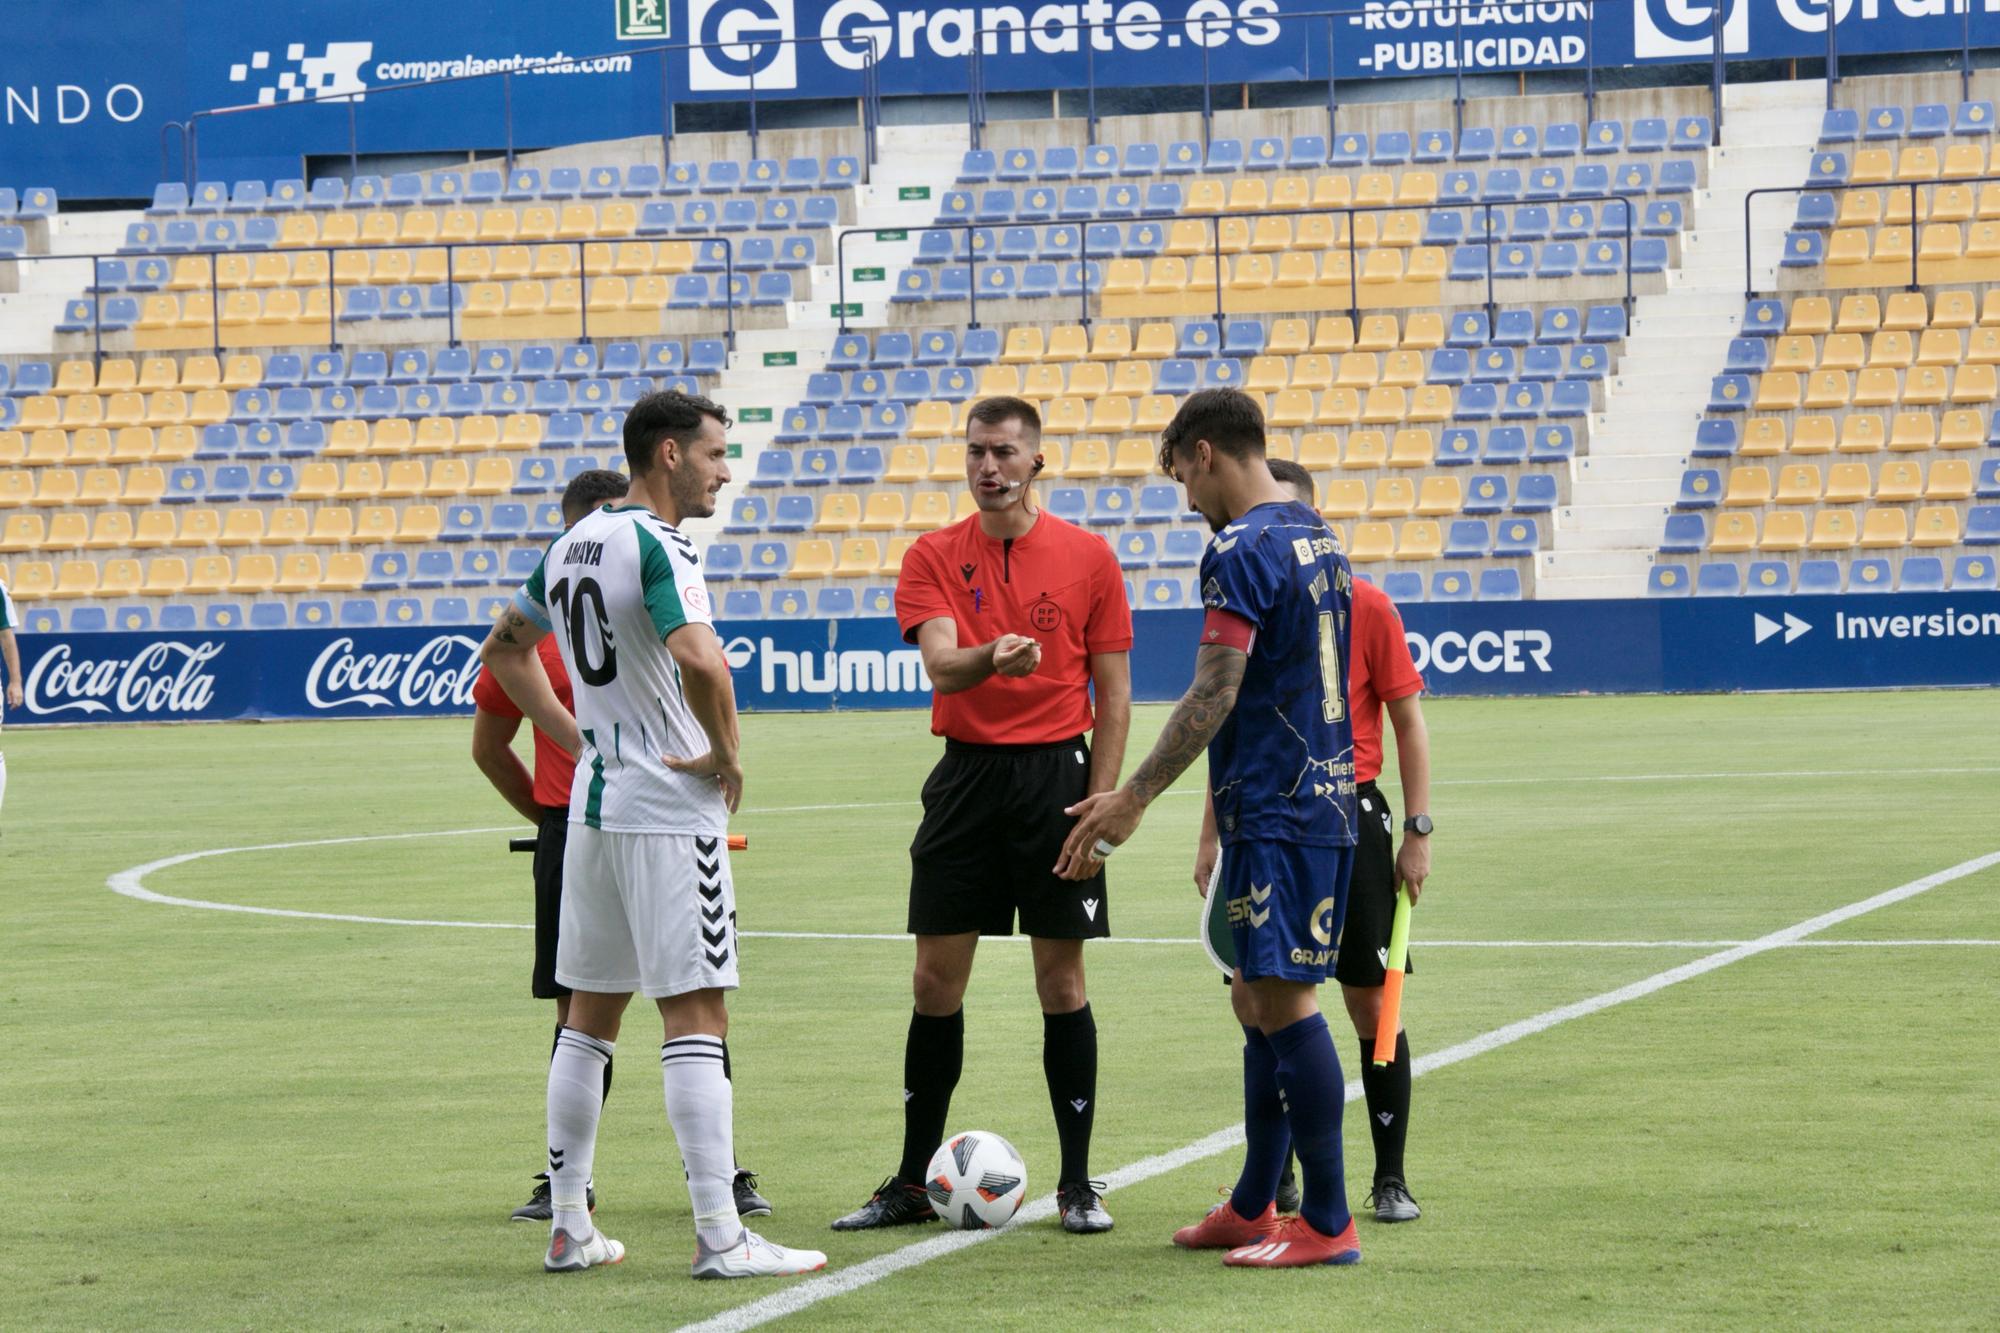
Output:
[1082, 897, 1100, 921]
[1070, 1098, 1089, 1113]
[1376, 1112, 1395, 1126]
[549, 1147, 566, 1172]
[1249, 883, 1272, 904]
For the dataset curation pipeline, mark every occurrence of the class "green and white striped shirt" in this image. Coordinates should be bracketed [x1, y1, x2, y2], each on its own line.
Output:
[514, 504, 726, 834]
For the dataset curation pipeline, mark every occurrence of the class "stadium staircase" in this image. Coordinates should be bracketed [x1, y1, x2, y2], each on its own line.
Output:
[1538, 80, 1825, 598]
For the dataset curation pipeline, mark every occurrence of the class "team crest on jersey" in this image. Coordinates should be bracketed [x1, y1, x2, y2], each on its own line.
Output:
[683, 584, 710, 616]
[1201, 577, 1225, 610]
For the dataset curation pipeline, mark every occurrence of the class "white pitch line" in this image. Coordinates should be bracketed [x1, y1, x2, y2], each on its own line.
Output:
[103, 833, 2000, 949]
[674, 849, 2000, 1333]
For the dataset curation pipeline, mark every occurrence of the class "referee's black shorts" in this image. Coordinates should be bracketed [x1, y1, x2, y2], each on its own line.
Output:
[909, 736, 1109, 939]
[531, 805, 572, 999]
[1332, 779, 1414, 989]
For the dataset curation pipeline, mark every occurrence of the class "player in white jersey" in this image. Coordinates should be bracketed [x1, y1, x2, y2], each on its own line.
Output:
[481, 390, 826, 1281]
[0, 577, 21, 821]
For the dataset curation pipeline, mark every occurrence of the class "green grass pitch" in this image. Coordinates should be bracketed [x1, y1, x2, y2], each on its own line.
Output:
[4, 690, 1998, 1329]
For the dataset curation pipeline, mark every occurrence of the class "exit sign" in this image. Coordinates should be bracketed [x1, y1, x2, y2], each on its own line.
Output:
[762, 351, 796, 367]
[898, 186, 931, 201]
[738, 406, 773, 423]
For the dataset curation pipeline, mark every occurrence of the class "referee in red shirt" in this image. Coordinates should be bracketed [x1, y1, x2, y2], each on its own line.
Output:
[1197, 457, 1433, 1224]
[832, 396, 1134, 1236]
[471, 468, 771, 1224]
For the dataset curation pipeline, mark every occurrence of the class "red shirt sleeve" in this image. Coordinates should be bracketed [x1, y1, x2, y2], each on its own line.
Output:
[470, 664, 523, 718]
[1364, 589, 1424, 702]
[894, 535, 953, 644]
[1084, 537, 1135, 653]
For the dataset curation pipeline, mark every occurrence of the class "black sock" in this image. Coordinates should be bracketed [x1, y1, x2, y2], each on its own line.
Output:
[1042, 1003, 1098, 1185]
[1358, 1032, 1411, 1184]
[899, 1008, 964, 1183]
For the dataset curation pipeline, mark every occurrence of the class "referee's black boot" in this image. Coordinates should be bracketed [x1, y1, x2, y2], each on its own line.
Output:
[830, 1176, 937, 1230]
[1057, 1180, 1114, 1234]
[1274, 1148, 1302, 1214]
[510, 1172, 596, 1223]
[733, 1167, 773, 1218]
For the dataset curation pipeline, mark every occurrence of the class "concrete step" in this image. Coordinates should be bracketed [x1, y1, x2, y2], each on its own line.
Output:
[1539, 547, 1657, 578]
[1534, 572, 1649, 599]
[1564, 477, 1685, 505]
[1555, 499, 1672, 531]
[1549, 526, 1664, 552]
[0, 292, 74, 354]
[1572, 453, 1686, 482]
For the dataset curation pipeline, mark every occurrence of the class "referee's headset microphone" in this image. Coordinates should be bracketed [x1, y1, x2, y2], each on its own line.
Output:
[998, 456, 1045, 512]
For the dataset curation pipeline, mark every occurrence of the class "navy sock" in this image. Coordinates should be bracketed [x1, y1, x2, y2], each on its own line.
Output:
[1230, 1025, 1291, 1220]
[1269, 1012, 1352, 1237]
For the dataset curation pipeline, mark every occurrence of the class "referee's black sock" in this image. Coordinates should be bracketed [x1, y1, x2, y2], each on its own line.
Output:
[1357, 1031, 1411, 1185]
[1041, 1002, 1097, 1184]
[898, 1008, 964, 1184]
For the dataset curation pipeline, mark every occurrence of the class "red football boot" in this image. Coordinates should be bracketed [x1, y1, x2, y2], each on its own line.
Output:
[1172, 1199, 1281, 1250]
[1223, 1214, 1361, 1267]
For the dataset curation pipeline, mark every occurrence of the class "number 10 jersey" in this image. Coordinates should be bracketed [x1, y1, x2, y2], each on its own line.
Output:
[514, 503, 728, 836]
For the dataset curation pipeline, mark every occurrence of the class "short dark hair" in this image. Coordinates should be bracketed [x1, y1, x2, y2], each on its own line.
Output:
[560, 468, 630, 523]
[1158, 388, 1266, 475]
[966, 395, 1041, 443]
[624, 389, 731, 475]
[1266, 456, 1316, 504]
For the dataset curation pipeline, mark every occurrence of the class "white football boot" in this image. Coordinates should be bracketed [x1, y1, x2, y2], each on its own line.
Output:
[691, 1229, 828, 1279]
[544, 1225, 625, 1273]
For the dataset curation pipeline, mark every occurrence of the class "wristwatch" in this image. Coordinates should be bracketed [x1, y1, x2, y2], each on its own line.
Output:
[1402, 814, 1434, 836]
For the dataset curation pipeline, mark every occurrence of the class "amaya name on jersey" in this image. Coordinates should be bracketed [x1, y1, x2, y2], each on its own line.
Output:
[514, 504, 726, 835]
[1199, 500, 1359, 850]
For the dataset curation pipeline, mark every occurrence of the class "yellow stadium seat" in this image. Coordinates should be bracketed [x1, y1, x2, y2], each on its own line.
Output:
[305, 509, 355, 545]
[1953, 363, 1997, 402]
[141, 557, 189, 596]
[1804, 370, 1852, 409]
[1804, 510, 1856, 550]
[1787, 297, 1833, 335]
[884, 445, 930, 484]
[785, 539, 835, 580]
[907, 491, 954, 530]
[1708, 511, 1757, 553]
[129, 495, 175, 537]
[880, 535, 920, 577]
[33, 470, 79, 507]
[1858, 508, 1909, 549]
[1315, 388, 1361, 427]
[1318, 478, 1367, 519]
[266, 508, 310, 545]
[1394, 519, 1442, 561]
[1341, 430, 1388, 469]
[1889, 414, 1936, 452]
[87, 511, 135, 551]
[1347, 522, 1394, 563]
[1926, 459, 1974, 500]
[1754, 373, 1802, 412]
[1753, 510, 1804, 552]
[1917, 328, 1963, 365]
[468, 459, 514, 496]
[1369, 477, 1416, 517]
[45, 512, 88, 549]
[396, 506, 442, 545]
[1065, 438, 1110, 479]
[929, 442, 966, 482]
[1133, 395, 1177, 431]
[1837, 414, 1884, 453]
[1774, 464, 1821, 505]
[180, 555, 231, 595]
[1107, 437, 1152, 478]
[1940, 409, 1986, 448]
[354, 507, 398, 543]
[322, 553, 367, 593]
[813, 493, 862, 533]
[1109, 361, 1154, 396]
[0, 473, 33, 509]
[1388, 428, 1434, 468]
[1413, 474, 1463, 517]
[1901, 365, 1947, 406]
[333, 461, 381, 501]
[1934, 289, 1977, 326]
[1867, 330, 1914, 367]
[858, 493, 907, 532]
[1087, 324, 1132, 360]
[1292, 433, 1336, 471]
[267, 553, 319, 594]
[1267, 389, 1315, 429]
[380, 459, 427, 499]
[0, 514, 44, 552]
[1912, 505, 1960, 546]
[216, 509, 265, 547]
[1723, 466, 1771, 507]
[833, 538, 881, 578]
[1875, 460, 1923, 503]
[1824, 462, 1872, 504]
[48, 559, 102, 600]
[222, 554, 275, 595]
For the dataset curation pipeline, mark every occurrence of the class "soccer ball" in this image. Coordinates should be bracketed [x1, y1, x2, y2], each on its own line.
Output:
[925, 1130, 1027, 1230]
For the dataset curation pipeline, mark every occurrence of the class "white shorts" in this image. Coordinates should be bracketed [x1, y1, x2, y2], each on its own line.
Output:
[555, 827, 740, 998]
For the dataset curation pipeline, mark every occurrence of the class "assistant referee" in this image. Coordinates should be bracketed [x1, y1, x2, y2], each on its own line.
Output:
[831, 396, 1134, 1236]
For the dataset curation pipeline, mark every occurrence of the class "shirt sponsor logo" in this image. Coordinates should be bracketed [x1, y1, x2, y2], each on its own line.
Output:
[24, 640, 222, 718]
[305, 634, 482, 710]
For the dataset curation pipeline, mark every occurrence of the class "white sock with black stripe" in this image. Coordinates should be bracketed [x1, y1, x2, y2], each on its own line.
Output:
[662, 1034, 741, 1250]
[548, 1028, 614, 1237]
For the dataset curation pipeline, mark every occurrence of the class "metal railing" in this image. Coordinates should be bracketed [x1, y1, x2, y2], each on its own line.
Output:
[163, 34, 884, 191]
[834, 191, 1641, 335]
[12, 232, 743, 366]
[966, 0, 1725, 154]
[1746, 173, 2000, 297]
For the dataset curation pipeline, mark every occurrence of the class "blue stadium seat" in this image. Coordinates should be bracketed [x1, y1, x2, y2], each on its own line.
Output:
[1380, 571, 1424, 604]
[1952, 554, 1997, 589]
[1455, 127, 1494, 161]
[1079, 144, 1118, 178]
[1513, 473, 1558, 512]
[1956, 101, 1995, 135]
[1584, 119, 1624, 154]
[1819, 108, 1859, 143]
[1806, 152, 1849, 188]
[1430, 570, 1475, 602]
[1443, 519, 1490, 559]
[1899, 556, 1946, 592]
[1162, 141, 1203, 174]
[1965, 505, 2000, 545]
[1660, 512, 1707, 553]
[1796, 560, 1844, 593]
[1849, 557, 1894, 593]
[1672, 116, 1711, 149]
[1646, 564, 1691, 597]
[206, 603, 250, 630]
[1328, 132, 1368, 168]
[1491, 518, 1538, 558]
[1743, 561, 1791, 595]
[1497, 124, 1538, 160]
[1694, 562, 1742, 596]
[1478, 568, 1523, 600]
[1414, 129, 1453, 163]
[1160, 529, 1204, 567]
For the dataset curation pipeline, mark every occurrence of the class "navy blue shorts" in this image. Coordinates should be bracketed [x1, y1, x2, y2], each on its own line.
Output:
[1218, 839, 1356, 984]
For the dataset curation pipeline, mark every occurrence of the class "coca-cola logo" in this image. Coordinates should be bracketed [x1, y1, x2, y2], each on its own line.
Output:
[305, 634, 483, 710]
[25, 640, 223, 717]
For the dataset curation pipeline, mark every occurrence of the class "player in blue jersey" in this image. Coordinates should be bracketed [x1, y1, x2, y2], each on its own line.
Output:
[1059, 387, 1362, 1268]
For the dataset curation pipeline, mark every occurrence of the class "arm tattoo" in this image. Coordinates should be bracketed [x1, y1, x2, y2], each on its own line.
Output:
[1127, 646, 1246, 805]
[494, 609, 526, 646]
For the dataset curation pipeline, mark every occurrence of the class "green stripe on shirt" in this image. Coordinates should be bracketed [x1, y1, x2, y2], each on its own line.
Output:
[634, 523, 687, 641]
